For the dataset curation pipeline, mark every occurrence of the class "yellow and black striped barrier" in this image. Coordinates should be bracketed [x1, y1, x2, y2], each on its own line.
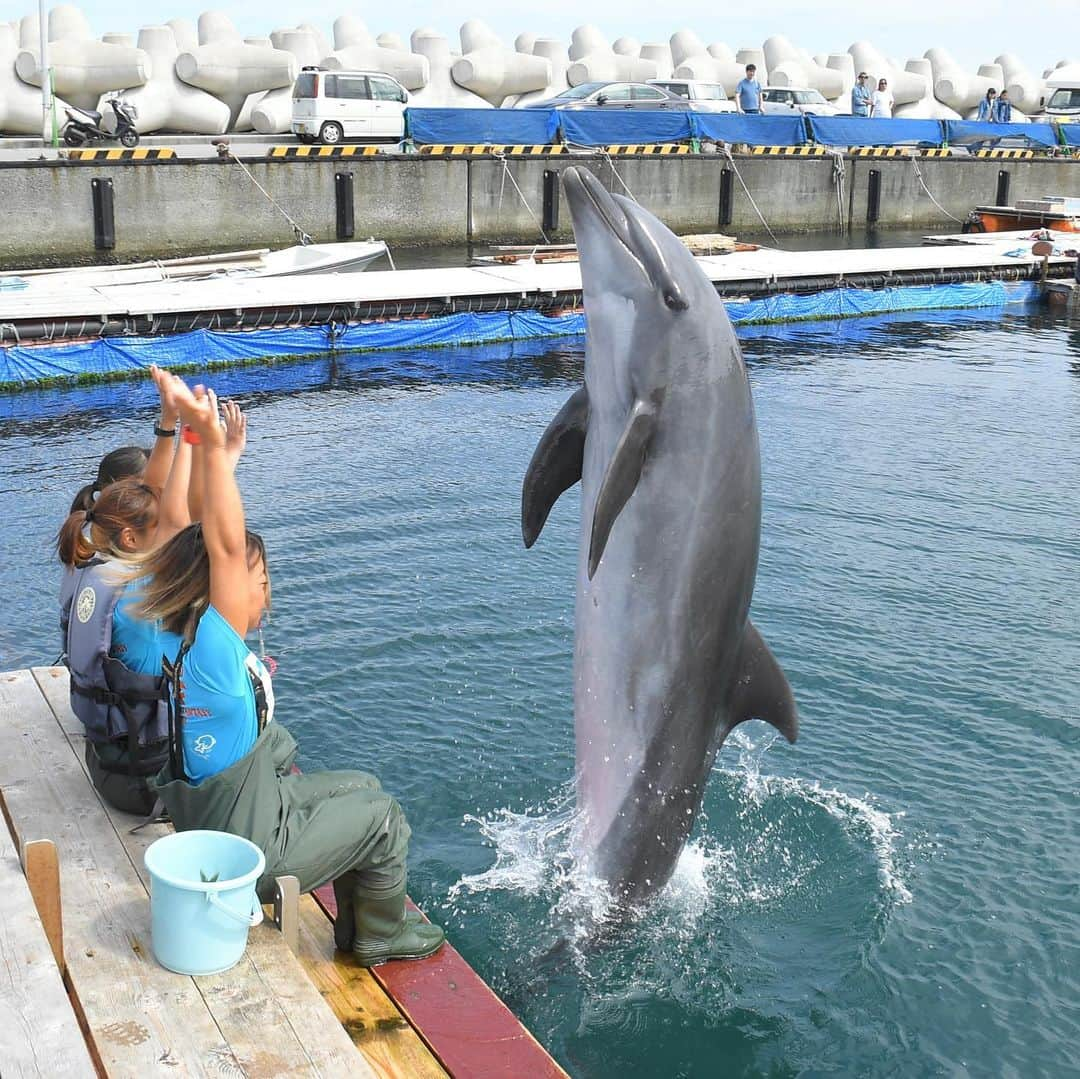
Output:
[974, 148, 1035, 158]
[64, 147, 176, 161]
[603, 144, 690, 155]
[848, 146, 911, 157]
[749, 145, 827, 156]
[921, 148, 953, 157]
[269, 144, 382, 158]
[417, 144, 565, 155]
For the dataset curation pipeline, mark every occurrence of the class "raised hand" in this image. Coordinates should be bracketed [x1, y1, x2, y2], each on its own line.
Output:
[171, 380, 226, 449]
[222, 399, 247, 466]
[149, 364, 180, 428]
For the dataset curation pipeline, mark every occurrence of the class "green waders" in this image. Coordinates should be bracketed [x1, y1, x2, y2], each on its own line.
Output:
[152, 723, 414, 933]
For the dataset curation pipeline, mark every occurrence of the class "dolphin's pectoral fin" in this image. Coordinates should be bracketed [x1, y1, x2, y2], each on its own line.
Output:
[587, 400, 657, 579]
[521, 384, 590, 548]
[726, 620, 799, 744]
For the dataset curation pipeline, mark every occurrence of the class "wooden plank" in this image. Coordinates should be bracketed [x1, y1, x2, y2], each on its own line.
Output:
[0, 669, 235, 1073]
[0, 813, 98, 1078]
[20, 838, 64, 974]
[314, 887, 570, 1079]
[295, 895, 447, 1079]
[28, 667, 374, 1079]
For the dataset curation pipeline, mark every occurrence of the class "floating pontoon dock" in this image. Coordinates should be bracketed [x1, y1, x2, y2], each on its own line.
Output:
[0, 667, 567, 1078]
[0, 240, 1072, 388]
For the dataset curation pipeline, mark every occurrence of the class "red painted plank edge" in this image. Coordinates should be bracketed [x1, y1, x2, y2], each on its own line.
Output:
[314, 883, 567, 1079]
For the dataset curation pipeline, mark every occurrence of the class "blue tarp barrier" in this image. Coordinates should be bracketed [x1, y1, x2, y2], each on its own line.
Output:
[406, 107, 559, 145]
[691, 112, 807, 146]
[1058, 124, 1080, 147]
[557, 109, 695, 146]
[808, 116, 944, 146]
[0, 283, 1040, 390]
[943, 120, 1059, 148]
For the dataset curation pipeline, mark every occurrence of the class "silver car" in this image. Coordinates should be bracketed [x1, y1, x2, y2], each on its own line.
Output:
[761, 87, 842, 117]
[522, 82, 691, 110]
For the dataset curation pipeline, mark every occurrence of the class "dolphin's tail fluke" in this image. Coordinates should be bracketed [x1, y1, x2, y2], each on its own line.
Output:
[724, 619, 800, 744]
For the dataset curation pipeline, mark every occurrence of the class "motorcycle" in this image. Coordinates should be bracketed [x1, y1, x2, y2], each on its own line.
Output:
[62, 93, 139, 148]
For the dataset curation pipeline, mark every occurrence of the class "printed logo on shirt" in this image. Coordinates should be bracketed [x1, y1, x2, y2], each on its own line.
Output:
[192, 734, 217, 757]
[76, 586, 96, 624]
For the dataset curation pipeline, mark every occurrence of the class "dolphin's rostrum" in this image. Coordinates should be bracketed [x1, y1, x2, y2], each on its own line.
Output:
[522, 167, 798, 903]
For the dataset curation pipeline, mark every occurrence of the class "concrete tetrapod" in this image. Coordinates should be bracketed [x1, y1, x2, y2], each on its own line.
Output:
[997, 53, 1045, 115]
[251, 28, 324, 135]
[407, 31, 490, 108]
[452, 19, 551, 107]
[566, 24, 656, 85]
[121, 26, 229, 135]
[0, 22, 71, 135]
[505, 38, 570, 108]
[325, 16, 428, 92]
[670, 30, 747, 96]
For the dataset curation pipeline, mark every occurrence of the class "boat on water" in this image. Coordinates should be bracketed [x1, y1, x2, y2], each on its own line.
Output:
[0, 240, 391, 294]
[964, 196, 1080, 234]
[471, 233, 759, 265]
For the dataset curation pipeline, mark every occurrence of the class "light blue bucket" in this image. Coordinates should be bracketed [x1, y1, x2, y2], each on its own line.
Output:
[144, 830, 265, 976]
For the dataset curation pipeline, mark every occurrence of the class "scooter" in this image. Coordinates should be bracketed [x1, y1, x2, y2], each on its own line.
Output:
[62, 93, 139, 148]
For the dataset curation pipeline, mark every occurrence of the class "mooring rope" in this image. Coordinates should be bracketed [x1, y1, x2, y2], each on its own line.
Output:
[720, 146, 781, 247]
[827, 149, 848, 233]
[224, 147, 313, 245]
[910, 156, 965, 224]
[493, 152, 550, 243]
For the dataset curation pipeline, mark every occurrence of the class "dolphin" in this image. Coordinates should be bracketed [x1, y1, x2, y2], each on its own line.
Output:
[521, 166, 798, 904]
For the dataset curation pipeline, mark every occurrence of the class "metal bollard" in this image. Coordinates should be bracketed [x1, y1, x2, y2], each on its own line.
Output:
[91, 178, 115, 250]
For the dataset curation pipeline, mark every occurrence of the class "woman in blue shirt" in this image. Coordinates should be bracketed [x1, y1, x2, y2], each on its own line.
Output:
[977, 88, 998, 122]
[134, 373, 444, 966]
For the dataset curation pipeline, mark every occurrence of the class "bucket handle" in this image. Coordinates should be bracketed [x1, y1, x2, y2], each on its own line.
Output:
[207, 890, 264, 928]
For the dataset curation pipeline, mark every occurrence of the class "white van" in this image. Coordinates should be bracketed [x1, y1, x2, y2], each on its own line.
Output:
[647, 80, 737, 113]
[291, 68, 408, 144]
[1044, 85, 1080, 124]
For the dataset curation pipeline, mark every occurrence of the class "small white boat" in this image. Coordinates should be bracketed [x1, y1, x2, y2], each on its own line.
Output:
[0, 240, 390, 293]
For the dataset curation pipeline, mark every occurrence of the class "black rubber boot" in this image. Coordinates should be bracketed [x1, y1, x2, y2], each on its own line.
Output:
[352, 886, 445, 967]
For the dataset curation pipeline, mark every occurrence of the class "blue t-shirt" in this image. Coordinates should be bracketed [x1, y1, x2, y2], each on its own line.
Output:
[736, 78, 761, 111]
[851, 83, 872, 117]
[177, 606, 274, 784]
[111, 581, 183, 675]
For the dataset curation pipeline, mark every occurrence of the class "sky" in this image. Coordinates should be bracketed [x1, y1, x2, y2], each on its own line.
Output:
[14, 1, 1080, 77]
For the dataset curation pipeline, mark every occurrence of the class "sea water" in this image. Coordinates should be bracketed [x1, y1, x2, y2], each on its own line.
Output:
[1, 306, 1077, 1078]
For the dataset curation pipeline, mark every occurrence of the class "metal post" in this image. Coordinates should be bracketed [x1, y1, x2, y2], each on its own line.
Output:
[867, 168, 881, 225]
[38, 0, 53, 147]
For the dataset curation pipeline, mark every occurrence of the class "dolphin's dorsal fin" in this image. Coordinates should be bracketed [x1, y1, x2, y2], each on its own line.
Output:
[521, 384, 590, 548]
[588, 399, 657, 579]
[726, 620, 799, 743]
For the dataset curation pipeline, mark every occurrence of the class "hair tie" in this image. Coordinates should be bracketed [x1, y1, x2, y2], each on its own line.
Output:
[84, 508, 95, 524]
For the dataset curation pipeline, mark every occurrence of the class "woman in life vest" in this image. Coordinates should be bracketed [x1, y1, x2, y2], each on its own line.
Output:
[56, 366, 222, 814]
[133, 374, 444, 966]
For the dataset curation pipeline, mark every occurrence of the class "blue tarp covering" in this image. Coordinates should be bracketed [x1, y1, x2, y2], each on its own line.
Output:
[557, 108, 695, 146]
[691, 112, 807, 146]
[808, 116, 944, 146]
[943, 120, 1059, 147]
[1058, 124, 1080, 147]
[405, 107, 559, 145]
[0, 283, 1039, 390]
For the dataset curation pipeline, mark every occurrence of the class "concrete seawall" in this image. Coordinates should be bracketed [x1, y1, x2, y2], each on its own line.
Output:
[1, 153, 1078, 264]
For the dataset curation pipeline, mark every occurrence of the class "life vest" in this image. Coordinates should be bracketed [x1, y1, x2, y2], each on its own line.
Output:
[162, 633, 273, 784]
[60, 559, 170, 776]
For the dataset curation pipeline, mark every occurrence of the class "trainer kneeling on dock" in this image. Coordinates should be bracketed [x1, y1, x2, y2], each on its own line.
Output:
[131, 373, 444, 967]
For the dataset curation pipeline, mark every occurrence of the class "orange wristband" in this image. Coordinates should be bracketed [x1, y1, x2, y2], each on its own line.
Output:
[181, 424, 202, 446]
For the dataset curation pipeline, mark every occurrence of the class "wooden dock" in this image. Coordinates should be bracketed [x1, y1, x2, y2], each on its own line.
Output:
[0, 238, 1073, 341]
[0, 666, 568, 1078]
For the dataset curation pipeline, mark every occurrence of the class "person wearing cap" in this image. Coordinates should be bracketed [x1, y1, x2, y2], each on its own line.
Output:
[735, 64, 762, 114]
[851, 72, 872, 117]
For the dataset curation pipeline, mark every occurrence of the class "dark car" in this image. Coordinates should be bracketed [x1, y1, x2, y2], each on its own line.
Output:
[521, 82, 692, 110]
